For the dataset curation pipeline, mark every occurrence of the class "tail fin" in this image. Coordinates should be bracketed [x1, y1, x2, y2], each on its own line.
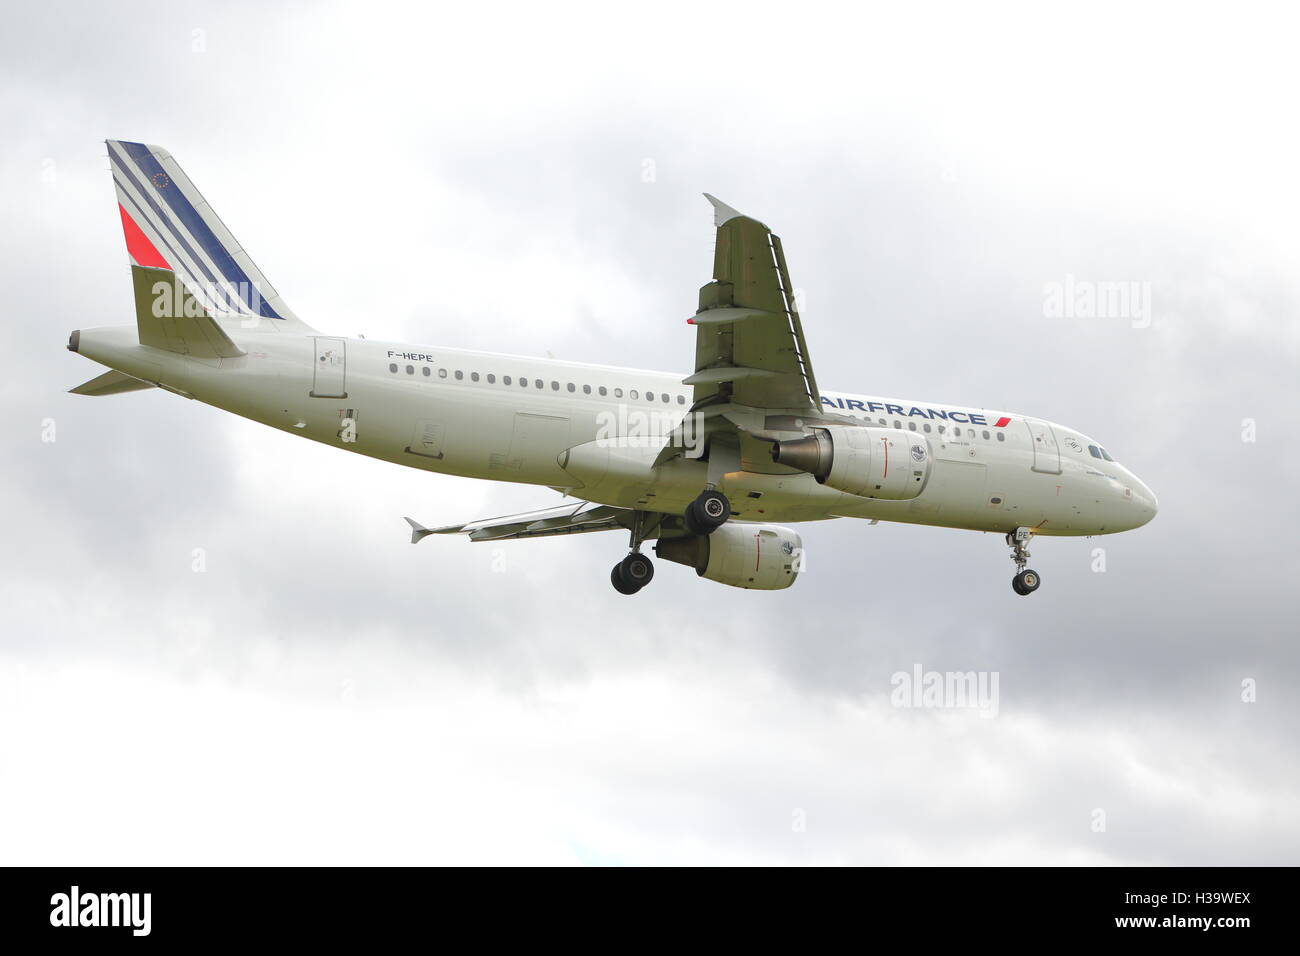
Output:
[107, 139, 312, 332]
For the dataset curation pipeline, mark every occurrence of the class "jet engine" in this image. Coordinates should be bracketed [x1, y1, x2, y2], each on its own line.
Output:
[770, 426, 933, 499]
[655, 524, 803, 590]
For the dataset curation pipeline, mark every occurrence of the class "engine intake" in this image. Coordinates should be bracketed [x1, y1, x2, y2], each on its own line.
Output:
[771, 426, 933, 499]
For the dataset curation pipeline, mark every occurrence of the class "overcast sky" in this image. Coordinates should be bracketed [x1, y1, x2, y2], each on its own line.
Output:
[2, 0, 1297, 864]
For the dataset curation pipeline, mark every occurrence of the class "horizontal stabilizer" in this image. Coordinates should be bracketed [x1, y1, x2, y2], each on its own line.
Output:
[69, 369, 157, 396]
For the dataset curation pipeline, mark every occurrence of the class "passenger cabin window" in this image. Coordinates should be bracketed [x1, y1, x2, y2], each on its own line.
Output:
[471, 372, 479, 382]
[503, 375, 511, 385]
[583, 384, 591, 394]
[422, 367, 430, 376]
[406, 365, 414, 375]
[487, 374, 495, 383]
[454, 370, 463, 380]
[388, 363, 397, 373]
[614, 388, 623, 398]
[677, 395, 685, 404]
[599, 386, 608, 396]
[439, 368, 447, 378]
[996, 432, 1005, 441]
[630, 390, 639, 400]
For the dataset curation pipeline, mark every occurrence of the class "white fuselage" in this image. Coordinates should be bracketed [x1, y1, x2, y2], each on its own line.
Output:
[72, 325, 1158, 536]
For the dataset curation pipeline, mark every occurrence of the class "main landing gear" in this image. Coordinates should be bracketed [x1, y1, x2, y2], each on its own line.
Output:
[611, 552, 654, 595]
[610, 492, 733, 595]
[1006, 527, 1042, 596]
[684, 488, 731, 536]
[611, 511, 658, 595]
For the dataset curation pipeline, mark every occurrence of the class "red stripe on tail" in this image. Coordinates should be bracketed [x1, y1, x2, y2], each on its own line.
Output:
[118, 204, 170, 269]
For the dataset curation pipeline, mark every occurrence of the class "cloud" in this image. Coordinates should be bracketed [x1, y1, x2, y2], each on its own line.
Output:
[0, 0, 1296, 864]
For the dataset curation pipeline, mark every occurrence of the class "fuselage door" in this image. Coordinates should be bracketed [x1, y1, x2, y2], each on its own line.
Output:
[311, 337, 347, 398]
[1023, 418, 1061, 474]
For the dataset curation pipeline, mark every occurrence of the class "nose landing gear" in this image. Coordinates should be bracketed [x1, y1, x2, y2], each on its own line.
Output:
[1006, 528, 1042, 595]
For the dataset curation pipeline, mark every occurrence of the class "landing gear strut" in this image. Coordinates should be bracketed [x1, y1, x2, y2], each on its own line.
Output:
[610, 511, 657, 595]
[1006, 528, 1042, 596]
[684, 489, 731, 536]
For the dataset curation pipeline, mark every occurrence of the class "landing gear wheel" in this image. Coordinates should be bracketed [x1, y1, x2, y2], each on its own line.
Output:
[1012, 569, 1041, 596]
[611, 553, 654, 594]
[611, 564, 638, 595]
[684, 490, 731, 535]
[620, 552, 654, 588]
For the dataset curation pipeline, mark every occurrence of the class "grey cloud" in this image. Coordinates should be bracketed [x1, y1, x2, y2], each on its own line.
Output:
[0, 1, 1296, 864]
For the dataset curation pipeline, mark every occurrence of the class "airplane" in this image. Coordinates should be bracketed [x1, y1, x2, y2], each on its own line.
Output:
[68, 140, 1157, 596]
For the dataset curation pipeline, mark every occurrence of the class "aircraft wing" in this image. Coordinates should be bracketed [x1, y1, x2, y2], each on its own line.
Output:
[686, 195, 821, 413]
[404, 501, 633, 543]
[658, 196, 836, 470]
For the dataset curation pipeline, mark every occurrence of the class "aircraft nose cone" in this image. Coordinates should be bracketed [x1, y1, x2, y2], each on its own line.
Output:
[1131, 477, 1158, 526]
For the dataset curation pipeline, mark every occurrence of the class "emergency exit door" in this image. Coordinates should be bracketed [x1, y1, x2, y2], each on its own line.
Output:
[311, 337, 347, 398]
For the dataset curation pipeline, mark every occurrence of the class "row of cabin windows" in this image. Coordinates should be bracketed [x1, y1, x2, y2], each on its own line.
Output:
[851, 414, 1007, 442]
[385, 364, 1018, 445]
[387, 362, 688, 405]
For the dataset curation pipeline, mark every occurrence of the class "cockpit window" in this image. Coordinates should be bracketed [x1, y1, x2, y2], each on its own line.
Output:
[1099, 447, 1114, 462]
[1088, 445, 1102, 459]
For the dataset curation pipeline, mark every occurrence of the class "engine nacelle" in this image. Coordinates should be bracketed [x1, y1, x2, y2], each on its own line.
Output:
[655, 524, 803, 590]
[771, 426, 933, 499]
